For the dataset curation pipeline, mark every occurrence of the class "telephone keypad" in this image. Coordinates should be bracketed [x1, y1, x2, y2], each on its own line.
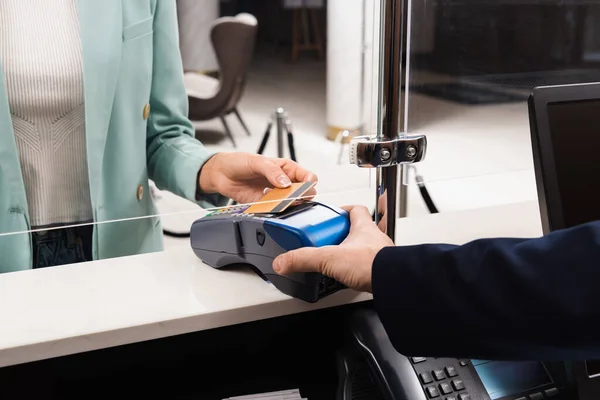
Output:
[426, 386, 441, 398]
[410, 358, 478, 400]
[439, 382, 453, 395]
[420, 372, 434, 384]
[452, 379, 465, 391]
[433, 369, 446, 381]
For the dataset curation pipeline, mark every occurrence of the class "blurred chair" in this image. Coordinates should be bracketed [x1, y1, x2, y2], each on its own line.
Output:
[184, 13, 258, 148]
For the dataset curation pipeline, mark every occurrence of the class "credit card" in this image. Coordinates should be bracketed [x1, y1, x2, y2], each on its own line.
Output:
[244, 181, 316, 215]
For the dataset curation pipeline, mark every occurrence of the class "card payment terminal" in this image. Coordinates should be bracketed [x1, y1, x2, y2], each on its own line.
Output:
[190, 201, 350, 303]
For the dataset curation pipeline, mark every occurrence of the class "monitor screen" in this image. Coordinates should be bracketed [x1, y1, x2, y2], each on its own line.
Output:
[547, 99, 600, 229]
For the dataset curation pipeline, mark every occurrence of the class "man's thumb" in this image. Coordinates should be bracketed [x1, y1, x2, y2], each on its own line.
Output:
[273, 247, 332, 275]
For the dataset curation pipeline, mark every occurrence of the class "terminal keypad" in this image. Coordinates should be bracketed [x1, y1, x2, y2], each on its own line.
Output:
[207, 204, 250, 216]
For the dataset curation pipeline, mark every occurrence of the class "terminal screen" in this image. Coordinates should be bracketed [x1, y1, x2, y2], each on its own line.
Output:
[547, 99, 600, 229]
[472, 360, 552, 399]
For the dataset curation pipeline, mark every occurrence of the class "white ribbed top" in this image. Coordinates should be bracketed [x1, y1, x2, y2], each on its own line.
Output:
[0, 0, 93, 228]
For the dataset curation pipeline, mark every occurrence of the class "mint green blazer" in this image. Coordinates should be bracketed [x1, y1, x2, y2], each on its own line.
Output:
[0, 0, 227, 273]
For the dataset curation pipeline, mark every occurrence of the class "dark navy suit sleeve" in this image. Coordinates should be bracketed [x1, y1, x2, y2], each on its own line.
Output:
[372, 221, 600, 361]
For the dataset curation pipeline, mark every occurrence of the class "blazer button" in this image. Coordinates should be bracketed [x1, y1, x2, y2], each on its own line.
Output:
[143, 104, 151, 120]
[137, 184, 144, 201]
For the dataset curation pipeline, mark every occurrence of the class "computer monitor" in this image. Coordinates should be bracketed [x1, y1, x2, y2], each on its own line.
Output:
[528, 82, 600, 234]
[528, 82, 600, 381]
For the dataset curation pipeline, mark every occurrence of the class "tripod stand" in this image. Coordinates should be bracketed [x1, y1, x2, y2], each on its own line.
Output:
[257, 108, 297, 162]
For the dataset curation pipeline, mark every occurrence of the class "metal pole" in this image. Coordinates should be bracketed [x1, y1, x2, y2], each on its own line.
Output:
[398, 167, 408, 217]
[275, 108, 285, 158]
[359, 0, 367, 137]
[398, 0, 414, 220]
[375, 0, 408, 242]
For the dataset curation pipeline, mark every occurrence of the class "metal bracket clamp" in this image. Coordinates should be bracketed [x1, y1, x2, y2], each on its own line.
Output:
[348, 134, 427, 168]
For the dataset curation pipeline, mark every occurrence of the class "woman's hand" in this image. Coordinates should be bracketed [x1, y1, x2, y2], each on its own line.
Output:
[199, 152, 317, 204]
[272, 205, 395, 293]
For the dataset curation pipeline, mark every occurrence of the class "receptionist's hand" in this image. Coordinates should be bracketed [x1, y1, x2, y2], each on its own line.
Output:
[273, 205, 394, 293]
[199, 152, 318, 204]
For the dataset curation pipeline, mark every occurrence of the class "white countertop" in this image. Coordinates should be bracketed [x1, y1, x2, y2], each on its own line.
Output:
[0, 200, 543, 368]
[395, 200, 543, 245]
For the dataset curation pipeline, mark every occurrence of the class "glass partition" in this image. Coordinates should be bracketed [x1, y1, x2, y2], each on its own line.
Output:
[0, 0, 379, 274]
[403, 0, 600, 215]
[7, 0, 595, 273]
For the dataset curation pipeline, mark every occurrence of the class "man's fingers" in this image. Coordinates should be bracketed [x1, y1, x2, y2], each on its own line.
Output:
[273, 246, 336, 275]
[340, 205, 360, 213]
[275, 246, 374, 293]
[348, 205, 375, 227]
[341, 205, 380, 231]
[377, 191, 387, 212]
[340, 205, 374, 222]
[378, 219, 387, 234]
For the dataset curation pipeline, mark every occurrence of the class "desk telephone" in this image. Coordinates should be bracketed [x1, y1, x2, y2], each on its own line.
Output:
[337, 309, 573, 400]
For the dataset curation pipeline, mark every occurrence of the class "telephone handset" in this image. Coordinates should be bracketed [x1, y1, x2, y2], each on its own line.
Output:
[337, 308, 488, 400]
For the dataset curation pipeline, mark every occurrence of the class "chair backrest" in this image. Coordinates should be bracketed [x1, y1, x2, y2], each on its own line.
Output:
[210, 13, 258, 114]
